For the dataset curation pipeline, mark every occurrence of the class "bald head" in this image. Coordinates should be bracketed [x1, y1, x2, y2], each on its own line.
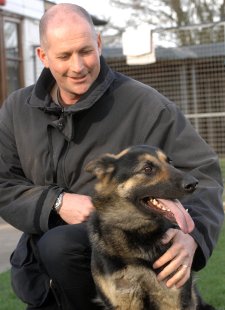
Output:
[39, 3, 96, 47]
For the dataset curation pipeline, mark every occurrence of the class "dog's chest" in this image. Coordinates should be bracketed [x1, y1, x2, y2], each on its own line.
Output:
[93, 261, 183, 310]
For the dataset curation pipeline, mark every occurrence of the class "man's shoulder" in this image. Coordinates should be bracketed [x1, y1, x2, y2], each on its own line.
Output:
[112, 71, 173, 109]
[4, 84, 35, 106]
[0, 85, 35, 123]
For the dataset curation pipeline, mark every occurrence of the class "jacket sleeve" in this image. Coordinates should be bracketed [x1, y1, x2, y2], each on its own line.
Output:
[142, 96, 224, 271]
[0, 95, 63, 234]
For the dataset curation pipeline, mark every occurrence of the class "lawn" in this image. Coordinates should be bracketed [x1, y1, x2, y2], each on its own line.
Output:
[220, 158, 225, 201]
[0, 270, 25, 310]
[0, 224, 224, 310]
[197, 223, 225, 309]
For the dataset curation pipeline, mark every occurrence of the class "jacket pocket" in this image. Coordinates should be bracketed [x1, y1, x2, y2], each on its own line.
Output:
[10, 233, 50, 307]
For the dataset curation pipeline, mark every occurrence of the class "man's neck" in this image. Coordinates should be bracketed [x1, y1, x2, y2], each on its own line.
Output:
[51, 84, 80, 107]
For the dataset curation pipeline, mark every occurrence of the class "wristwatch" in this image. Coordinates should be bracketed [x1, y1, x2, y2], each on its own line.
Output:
[53, 192, 64, 214]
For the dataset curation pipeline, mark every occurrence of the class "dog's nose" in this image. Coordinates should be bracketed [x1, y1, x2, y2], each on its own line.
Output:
[182, 177, 198, 193]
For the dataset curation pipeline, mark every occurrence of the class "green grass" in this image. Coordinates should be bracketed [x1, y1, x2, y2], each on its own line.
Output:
[197, 223, 225, 309]
[0, 270, 25, 310]
[0, 224, 224, 309]
[220, 158, 225, 201]
[220, 158, 225, 176]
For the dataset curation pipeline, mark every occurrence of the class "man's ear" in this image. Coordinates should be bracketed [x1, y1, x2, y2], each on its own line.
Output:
[36, 47, 49, 68]
[97, 33, 102, 56]
[85, 154, 116, 180]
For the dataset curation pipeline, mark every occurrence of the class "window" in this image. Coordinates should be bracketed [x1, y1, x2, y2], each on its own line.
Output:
[0, 13, 24, 106]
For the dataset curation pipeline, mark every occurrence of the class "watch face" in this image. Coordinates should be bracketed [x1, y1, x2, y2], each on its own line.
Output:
[54, 193, 64, 213]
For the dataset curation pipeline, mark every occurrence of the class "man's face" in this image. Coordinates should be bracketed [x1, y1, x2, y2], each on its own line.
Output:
[37, 18, 102, 104]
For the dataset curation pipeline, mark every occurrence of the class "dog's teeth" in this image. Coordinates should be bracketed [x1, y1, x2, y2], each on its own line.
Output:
[186, 209, 189, 213]
[150, 199, 158, 206]
[149, 198, 171, 213]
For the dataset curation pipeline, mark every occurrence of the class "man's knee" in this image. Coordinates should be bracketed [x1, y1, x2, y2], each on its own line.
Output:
[37, 223, 91, 268]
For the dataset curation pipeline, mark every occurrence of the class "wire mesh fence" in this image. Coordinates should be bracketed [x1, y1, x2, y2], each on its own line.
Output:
[104, 22, 225, 187]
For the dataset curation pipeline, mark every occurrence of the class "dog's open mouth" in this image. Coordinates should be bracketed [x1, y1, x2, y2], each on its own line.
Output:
[145, 198, 175, 221]
[142, 198, 195, 234]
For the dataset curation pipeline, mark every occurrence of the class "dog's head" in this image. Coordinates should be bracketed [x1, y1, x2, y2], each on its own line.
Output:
[85, 145, 198, 233]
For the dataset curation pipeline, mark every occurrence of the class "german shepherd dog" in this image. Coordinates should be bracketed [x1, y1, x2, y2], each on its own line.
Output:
[86, 145, 200, 310]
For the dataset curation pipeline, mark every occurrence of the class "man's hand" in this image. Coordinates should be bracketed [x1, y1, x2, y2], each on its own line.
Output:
[153, 228, 197, 288]
[58, 193, 95, 224]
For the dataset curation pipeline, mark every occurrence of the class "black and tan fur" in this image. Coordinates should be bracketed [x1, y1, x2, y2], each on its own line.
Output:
[86, 145, 199, 310]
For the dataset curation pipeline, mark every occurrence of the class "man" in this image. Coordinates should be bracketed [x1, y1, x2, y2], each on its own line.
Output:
[0, 3, 223, 310]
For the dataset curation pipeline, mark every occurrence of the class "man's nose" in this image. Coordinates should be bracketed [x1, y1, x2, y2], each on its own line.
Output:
[70, 54, 84, 72]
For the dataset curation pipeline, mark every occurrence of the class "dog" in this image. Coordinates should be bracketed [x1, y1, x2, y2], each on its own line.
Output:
[86, 145, 200, 309]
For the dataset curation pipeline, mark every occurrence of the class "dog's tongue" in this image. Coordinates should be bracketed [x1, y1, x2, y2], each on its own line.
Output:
[157, 199, 195, 234]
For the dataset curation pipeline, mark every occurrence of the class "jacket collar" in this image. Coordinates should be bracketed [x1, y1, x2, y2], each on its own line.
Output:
[26, 56, 115, 114]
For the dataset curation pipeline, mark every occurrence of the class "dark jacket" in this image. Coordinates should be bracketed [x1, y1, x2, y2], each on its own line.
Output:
[0, 57, 224, 271]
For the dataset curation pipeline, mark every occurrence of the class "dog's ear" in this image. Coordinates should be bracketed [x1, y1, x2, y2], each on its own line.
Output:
[85, 154, 116, 180]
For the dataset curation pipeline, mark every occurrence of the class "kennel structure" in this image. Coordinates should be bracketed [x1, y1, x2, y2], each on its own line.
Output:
[102, 22, 225, 173]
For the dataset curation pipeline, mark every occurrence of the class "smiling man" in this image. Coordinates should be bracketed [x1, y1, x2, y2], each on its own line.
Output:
[0, 3, 223, 310]
[37, 6, 102, 105]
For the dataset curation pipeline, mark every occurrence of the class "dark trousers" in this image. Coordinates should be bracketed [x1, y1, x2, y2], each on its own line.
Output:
[27, 223, 100, 310]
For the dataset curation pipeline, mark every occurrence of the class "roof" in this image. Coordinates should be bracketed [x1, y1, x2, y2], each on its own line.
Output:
[102, 42, 225, 60]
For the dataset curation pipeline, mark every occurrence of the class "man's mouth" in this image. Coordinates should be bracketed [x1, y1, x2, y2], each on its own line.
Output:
[68, 75, 87, 82]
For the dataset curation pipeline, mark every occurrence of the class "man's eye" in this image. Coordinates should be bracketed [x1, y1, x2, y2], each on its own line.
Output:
[81, 49, 93, 55]
[57, 55, 68, 59]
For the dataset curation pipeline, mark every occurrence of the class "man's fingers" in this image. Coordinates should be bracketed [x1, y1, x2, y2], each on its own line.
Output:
[157, 260, 191, 288]
[153, 228, 197, 288]
[153, 250, 175, 269]
[166, 264, 191, 288]
[59, 193, 95, 224]
[161, 228, 177, 244]
[156, 254, 185, 281]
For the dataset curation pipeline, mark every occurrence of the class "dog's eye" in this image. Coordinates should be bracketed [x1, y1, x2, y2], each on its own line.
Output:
[144, 164, 153, 174]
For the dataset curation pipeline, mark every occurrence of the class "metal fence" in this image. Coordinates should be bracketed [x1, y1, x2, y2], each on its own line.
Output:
[103, 22, 225, 184]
